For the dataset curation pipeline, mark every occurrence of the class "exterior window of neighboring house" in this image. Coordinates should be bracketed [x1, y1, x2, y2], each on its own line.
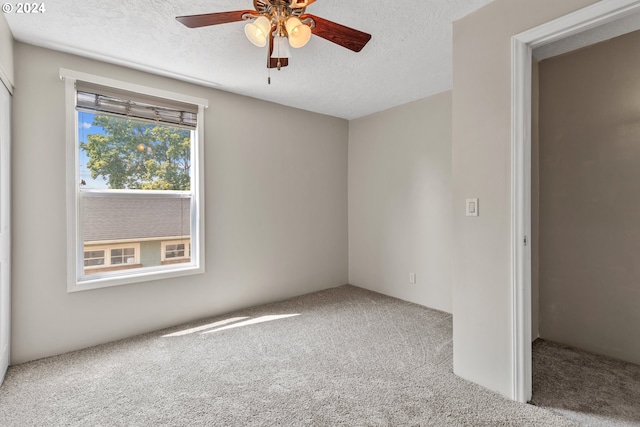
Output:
[84, 250, 106, 268]
[62, 69, 208, 292]
[83, 244, 140, 272]
[161, 239, 191, 264]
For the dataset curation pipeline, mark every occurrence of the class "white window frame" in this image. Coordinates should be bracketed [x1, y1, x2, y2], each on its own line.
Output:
[62, 69, 208, 292]
[84, 243, 141, 271]
[161, 239, 191, 262]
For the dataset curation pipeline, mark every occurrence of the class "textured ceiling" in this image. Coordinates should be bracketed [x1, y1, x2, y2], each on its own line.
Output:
[5, 0, 494, 119]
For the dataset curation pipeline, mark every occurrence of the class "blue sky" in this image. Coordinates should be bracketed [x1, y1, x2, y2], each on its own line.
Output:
[78, 111, 108, 189]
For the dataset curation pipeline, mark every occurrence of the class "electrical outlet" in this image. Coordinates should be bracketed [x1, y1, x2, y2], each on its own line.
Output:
[409, 273, 416, 284]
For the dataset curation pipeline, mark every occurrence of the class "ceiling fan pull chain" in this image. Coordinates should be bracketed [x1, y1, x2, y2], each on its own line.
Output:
[276, 27, 280, 64]
[266, 38, 271, 84]
[276, 28, 282, 70]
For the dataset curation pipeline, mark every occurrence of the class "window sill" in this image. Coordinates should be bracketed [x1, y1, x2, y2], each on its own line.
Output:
[68, 263, 204, 293]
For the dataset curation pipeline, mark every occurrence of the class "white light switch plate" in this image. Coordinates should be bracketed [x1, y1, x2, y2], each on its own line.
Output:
[466, 198, 479, 216]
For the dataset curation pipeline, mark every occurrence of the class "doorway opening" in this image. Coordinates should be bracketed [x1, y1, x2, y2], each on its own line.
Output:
[531, 21, 640, 424]
[510, 0, 640, 404]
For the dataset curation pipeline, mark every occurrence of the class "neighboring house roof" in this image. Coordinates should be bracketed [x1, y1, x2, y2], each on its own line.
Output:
[83, 195, 190, 242]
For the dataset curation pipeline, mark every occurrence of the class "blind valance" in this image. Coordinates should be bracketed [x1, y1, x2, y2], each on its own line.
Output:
[76, 81, 198, 129]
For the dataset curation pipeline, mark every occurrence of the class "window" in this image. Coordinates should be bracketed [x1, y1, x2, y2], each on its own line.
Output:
[161, 239, 191, 264]
[63, 69, 207, 292]
[165, 244, 185, 259]
[83, 243, 140, 273]
[84, 249, 105, 268]
[111, 248, 136, 266]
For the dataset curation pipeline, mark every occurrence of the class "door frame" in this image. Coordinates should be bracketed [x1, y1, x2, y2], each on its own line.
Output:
[0, 78, 11, 384]
[510, 0, 640, 403]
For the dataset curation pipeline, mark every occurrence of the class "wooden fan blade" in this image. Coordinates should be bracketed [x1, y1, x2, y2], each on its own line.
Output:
[176, 10, 256, 28]
[301, 14, 371, 52]
[268, 32, 289, 69]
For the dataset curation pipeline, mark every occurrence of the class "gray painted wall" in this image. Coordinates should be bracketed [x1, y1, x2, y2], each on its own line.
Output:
[11, 43, 349, 364]
[538, 30, 640, 365]
[348, 93, 453, 313]
[451, 0, 597, 397]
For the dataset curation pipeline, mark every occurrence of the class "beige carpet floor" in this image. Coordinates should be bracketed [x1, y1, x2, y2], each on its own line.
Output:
[0, 285, 577, 426]
[532, 339, 640, 426]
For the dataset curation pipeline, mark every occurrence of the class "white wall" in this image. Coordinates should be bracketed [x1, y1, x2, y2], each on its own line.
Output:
[451, 0, 596, 397]
[11, 43, 349, 364]
[0, 13, 13, 91]
[348, 93, 453, 313]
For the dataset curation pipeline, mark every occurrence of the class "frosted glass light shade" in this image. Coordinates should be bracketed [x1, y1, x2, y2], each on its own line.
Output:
[285, 17, 311, 48]
[271, 35, 291, 58]
[244, 16, 271, 47]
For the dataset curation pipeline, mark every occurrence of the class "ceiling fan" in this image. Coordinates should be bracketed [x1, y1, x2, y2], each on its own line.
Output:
[176, 0, 372, 72]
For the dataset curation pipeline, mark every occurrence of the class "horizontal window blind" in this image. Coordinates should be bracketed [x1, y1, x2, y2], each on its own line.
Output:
[76, 81, 198, 129]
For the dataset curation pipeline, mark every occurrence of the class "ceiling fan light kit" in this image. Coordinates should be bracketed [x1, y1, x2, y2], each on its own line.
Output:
[176, 0, 372, 79]
[271, 35, 292, 59]
[244, 15, 271, 47]
[284, 17, 312, 48]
